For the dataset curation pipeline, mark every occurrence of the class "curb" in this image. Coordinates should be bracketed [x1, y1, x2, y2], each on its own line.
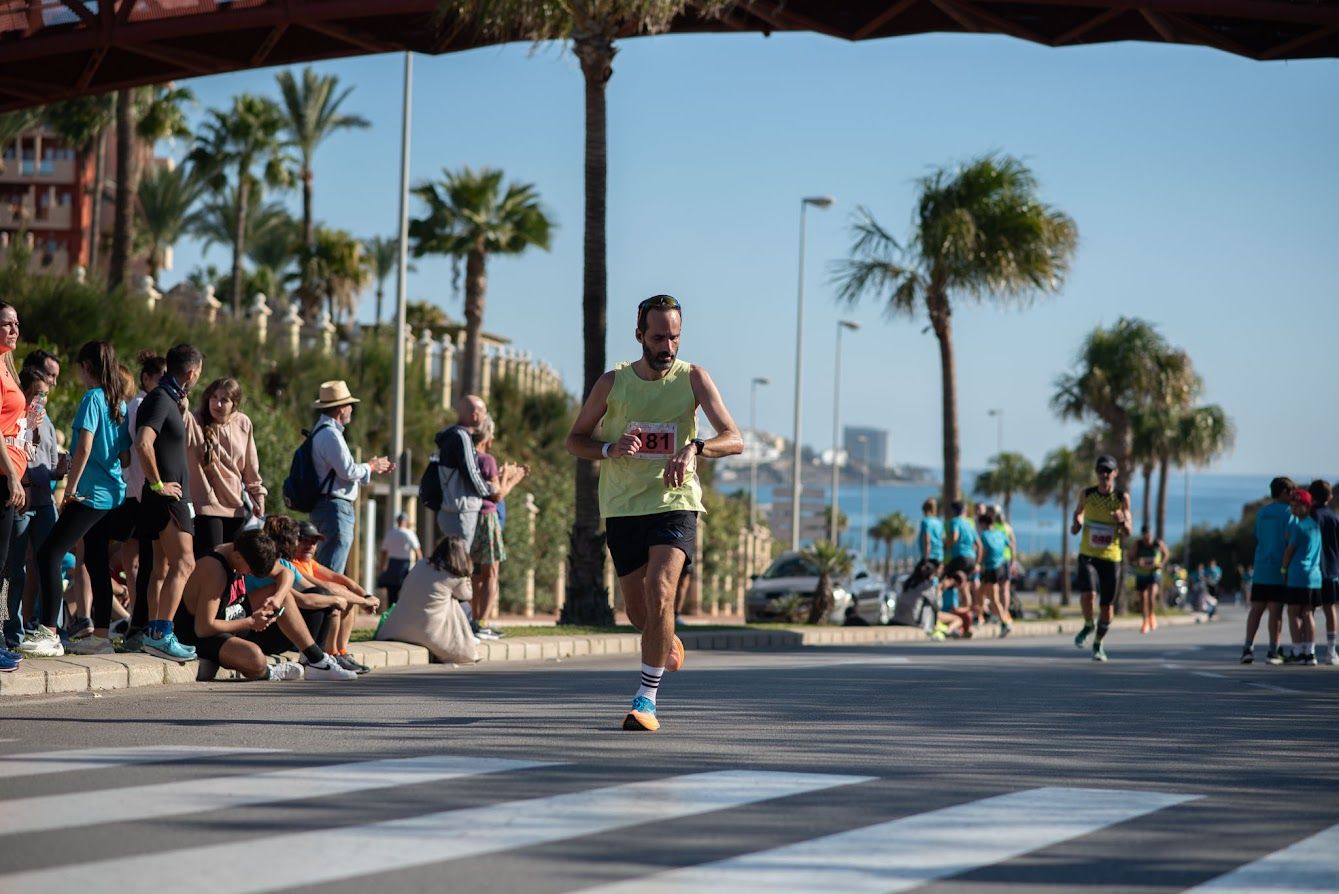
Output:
[1, 613, 1207, 697]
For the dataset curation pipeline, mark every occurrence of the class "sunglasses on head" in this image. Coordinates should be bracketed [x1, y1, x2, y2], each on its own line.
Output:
[637, 294, 682, 328]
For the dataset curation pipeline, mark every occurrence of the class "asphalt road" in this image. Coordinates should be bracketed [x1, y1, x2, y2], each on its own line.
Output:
[2, 608, 1336, 893]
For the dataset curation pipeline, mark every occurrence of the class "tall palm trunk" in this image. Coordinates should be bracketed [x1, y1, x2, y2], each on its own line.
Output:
[107, 89, 134, 292]
[1155, 454, 1170, 542]
[88, 128, 108, 273]
[1140, 464, 1153, 533]
[1059, 486, 1072, 606]
[230, 173, 249, 317]
[462, 246, 486, 395]
[301, 167, 314, 250]
[1111, 412, 1133, 493]
[928, 290, 959, 509]
[374, 282, 385, 332]
[561, 30, 615, 627]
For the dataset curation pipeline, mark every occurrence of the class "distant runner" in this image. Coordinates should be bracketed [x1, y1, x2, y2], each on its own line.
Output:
[566, 295, 742, 731]
[1071, 454, 1131, 662]
[1132, 526, 1169, 634]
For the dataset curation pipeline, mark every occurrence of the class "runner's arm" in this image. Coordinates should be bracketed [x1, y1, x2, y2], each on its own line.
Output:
[688, 366, 743, 458]
[188, 561, 263, 637]
[566, 371, 642, 460]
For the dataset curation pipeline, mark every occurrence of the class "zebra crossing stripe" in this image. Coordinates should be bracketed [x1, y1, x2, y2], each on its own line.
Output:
[0, 755, 550, 837]
[0, 746, 279, 780]
[574, 786, 1200, 894]
[0, 769, 870, 893]
[1184, 822, 1339, 893]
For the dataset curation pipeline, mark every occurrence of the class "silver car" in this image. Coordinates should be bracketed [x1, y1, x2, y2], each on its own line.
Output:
[744, 551, 893, 625]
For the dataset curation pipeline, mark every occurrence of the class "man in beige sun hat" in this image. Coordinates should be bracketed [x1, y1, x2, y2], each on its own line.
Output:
[308, 380, 395, 574]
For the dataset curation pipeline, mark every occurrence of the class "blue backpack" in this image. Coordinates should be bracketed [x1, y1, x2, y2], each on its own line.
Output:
[282, 422, 336, 513]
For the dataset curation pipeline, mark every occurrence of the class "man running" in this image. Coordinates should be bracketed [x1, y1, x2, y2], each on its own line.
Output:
[1071, 454, 1131, 662]
[566, 294, 742, 731]
[1131, 526, 1169, 634]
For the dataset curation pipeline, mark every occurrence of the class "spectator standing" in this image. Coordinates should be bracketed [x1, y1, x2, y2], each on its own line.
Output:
[187, 377, 266, 557]
[378, 512, 421, 607]
[433, 394, 508, 548]
[918, 498, 944, 570]
[1242, 477, 1295, 664]
[117, 351, 166, 652]
[1280, 489, 1322, 665]
[0, 305, 27, 671]
[1205, 559, 1223, 597]
[135, 343, 204, 661]
[308, 380, 394, 575]
[22, 341, 129, 657]
[469, 416, 526, 627]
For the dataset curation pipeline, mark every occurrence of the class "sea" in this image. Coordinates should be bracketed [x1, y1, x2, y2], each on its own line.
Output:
[728, 472, 1318, 562]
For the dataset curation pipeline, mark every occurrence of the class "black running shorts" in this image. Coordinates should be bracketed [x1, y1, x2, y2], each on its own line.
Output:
[138, 490, 194, 540]
[945, 555, 977, 578]
[1320, 579, 1338, 607]
[1251, 582, 1286, 604]
[605, 511, 697, 578]
[1076, 554, 1122, 606]
[981, 566, 1006, 585]
[1283, 586, 1317, 606]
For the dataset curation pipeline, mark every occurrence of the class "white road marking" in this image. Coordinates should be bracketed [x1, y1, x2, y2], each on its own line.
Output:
[1162, 663, 1183, 670]
[1248, 682, 1303, 694]
[1184, 822, 1339, 892]
[0, 755, 549, 837]
[574, 786, 1199, 894]
[0, 770, 871, 893]
[1193, 671, 1228, 680]
[0, 746, 279, 780]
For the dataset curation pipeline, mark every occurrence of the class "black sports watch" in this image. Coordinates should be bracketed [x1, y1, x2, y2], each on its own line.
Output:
[691, 438, 706, 455]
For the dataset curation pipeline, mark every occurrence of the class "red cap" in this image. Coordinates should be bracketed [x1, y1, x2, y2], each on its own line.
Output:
[1292, 490, 1313, 507]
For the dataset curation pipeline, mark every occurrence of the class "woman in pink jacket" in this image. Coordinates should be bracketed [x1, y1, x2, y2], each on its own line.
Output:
[186, 377, 266, 558]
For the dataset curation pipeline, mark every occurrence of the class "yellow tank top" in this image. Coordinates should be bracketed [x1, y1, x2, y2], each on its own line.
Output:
[597, 359, 703, 518]
[1079, 486, 1125, 561]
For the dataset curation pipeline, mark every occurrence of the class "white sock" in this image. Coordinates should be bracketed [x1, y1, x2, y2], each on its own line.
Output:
[635, 664, 664, 704]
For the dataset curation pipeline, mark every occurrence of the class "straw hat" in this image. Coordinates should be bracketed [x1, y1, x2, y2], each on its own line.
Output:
[312, 380, 360, 410]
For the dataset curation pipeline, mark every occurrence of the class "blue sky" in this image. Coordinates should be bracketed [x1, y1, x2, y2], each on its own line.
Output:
[167, 30, 1338, 477]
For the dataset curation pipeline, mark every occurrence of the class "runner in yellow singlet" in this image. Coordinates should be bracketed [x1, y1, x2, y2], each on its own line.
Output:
[1070, 453, 1131, 662]
[566, 295, 742, 731]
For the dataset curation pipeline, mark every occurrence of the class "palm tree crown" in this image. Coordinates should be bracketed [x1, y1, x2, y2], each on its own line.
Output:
[136, 163, 204, 283]
[975, 452, 1037, 520]
[836, 154, 1077, 511]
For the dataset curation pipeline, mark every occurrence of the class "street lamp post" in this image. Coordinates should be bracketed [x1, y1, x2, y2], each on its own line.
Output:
[390, 51, 413, 518]
[829, 319, 860, 543]
[987, 408, 1004, 456]
[857, 434, 870, 560]
[791, 195, 834, 551]
[748, 376, 770, 529]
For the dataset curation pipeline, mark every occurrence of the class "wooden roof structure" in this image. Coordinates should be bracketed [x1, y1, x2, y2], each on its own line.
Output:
[0, 1, 1335, 111]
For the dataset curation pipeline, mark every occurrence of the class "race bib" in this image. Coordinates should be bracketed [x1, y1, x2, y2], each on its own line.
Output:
[629, 422, 678, 459]
[1087, 522, 1115, 549]
[223, 602, 246, 622]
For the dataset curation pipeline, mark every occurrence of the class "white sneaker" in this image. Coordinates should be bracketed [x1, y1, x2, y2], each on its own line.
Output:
[1328, 647, 1339, 666]
[66, 634, 115, 655]
[301, 654, 357, 681]
[267, 660, 305, 681]
[17, 624, 64, 657]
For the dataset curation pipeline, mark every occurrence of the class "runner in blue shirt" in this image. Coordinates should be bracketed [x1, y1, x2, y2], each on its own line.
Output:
[1307, 479, 1339, 665]
[1243, 477, 1296, 665]
[1281, 489, 1322, 665]
[977, 506, 1014, 635]
[918, 498, 945, 568]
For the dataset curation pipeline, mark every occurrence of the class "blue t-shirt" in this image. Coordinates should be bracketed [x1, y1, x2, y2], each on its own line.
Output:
[1313, 505, 1339, 580]
[942, 585, 960, 611]
[1286, 516, 1322, 589]
[980, 528, 1009, 570]
[71, 388, 129, 510]
[1253, 501, 1296, 587]
[948, 517, 977, 559]
[919, 516, 945, 561]
[245, 558, 304, 593]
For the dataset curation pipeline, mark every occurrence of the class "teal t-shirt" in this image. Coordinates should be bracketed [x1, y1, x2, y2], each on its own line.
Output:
[980, 527, 1009, 570]
[1286, 516, 1322, 589]
[245, 558, 305, 593]
[1253, 502, 1296, 587]
[948, 517, 977, 559]
[71, 388, 129, 510]
[919, 516, 945, 561]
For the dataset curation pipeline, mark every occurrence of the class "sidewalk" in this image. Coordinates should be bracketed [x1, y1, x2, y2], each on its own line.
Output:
[1, 614, 1209, 697]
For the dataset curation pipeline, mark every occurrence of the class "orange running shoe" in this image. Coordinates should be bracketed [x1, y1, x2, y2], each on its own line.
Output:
[1150, 614, 1159, 631]
[666, 635, 685, 672]
[622, 695, 659, 731]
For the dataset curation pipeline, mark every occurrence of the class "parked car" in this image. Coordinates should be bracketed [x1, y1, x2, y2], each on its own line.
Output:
[1023, 565, 1064, 592]
[744, 551, 893, 626]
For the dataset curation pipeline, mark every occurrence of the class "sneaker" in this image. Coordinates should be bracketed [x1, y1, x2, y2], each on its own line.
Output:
[1302, 653, 1318, 667]
[1092, 644, 1108, 662]
[1266, 649, 1283, 665]
[666, 635, 685, 672]
[931, 629, 947, 641]
[1074, 625, 1094, 648]
[66, 634, 115, 655]
[999, 623, 1012, 639]
[335, 653, 370, 675]
[1282, 650, 1299, 665]
[1328, 647, 1339, 666]
[1150, 614, 1159, 631]
[141, 630, 197, 662]
[65, 616, 93, 640]
[267, 661, 305, 681]
[1240, 648, 1254, 665]
[17, 624, 64, 657]
[117, 629, 145, 653]
[622, 695, 659, 731]
[476, 629, 502, 641]
[108, 618, 130, 640]
[1140, 619, 1150, 634]
[0, 651, 19, 672]
[301, 654, 358, 681]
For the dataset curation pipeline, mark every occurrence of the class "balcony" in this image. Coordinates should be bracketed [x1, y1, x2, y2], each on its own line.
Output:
[0, 157, 77, 185]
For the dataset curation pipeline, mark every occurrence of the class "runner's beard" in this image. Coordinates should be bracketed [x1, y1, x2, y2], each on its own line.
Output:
[644, 346, 676, 371]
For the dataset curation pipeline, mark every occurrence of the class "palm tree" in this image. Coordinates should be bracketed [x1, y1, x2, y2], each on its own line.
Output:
[408, 166, 552, 394]
[800, 540, 853, 625]
[447, 0, 736, 627]
[108, 84, 194, 292]
[0, 110, 39, 174]
[1031, 446, 1086, 605]
[275, 67, 369, 278]
[245, 211, 301, 305]
[187, 94, 291, 316]
[135, 163, 204, 283]
[974, 451, 1036, 520]
[1051, 319, 1197, 494]
[870, 511, 914, 578]
[44, 95, 116, 272]
[1160, 404, 1235, 544]
[364, 235, 415, 332]
[302, 226, 371, 324]
[835, 154, 1078, 511]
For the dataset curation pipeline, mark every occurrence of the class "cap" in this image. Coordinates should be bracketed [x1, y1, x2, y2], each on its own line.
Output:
[1095, 454, 1118, 473]
[297, 520, 326, 540]
[1292, 490, 1313, 507]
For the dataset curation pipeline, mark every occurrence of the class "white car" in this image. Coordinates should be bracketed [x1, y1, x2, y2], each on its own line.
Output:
[744, 552, 892, 625]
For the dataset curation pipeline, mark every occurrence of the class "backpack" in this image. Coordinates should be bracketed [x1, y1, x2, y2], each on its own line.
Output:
[282, 422, 337, 513]
[419, 454, 443, 512]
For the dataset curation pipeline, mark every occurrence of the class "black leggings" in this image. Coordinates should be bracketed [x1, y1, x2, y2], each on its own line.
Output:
[37, 501, 118, 629]
[194, 515, 248, 559]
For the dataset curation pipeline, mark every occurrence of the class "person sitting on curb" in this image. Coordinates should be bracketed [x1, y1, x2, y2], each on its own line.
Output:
[277, 517, 380, 674]
[934, 569, 974, 639]
[174, 530, 354, 682]
[377, 536, 477, 665]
